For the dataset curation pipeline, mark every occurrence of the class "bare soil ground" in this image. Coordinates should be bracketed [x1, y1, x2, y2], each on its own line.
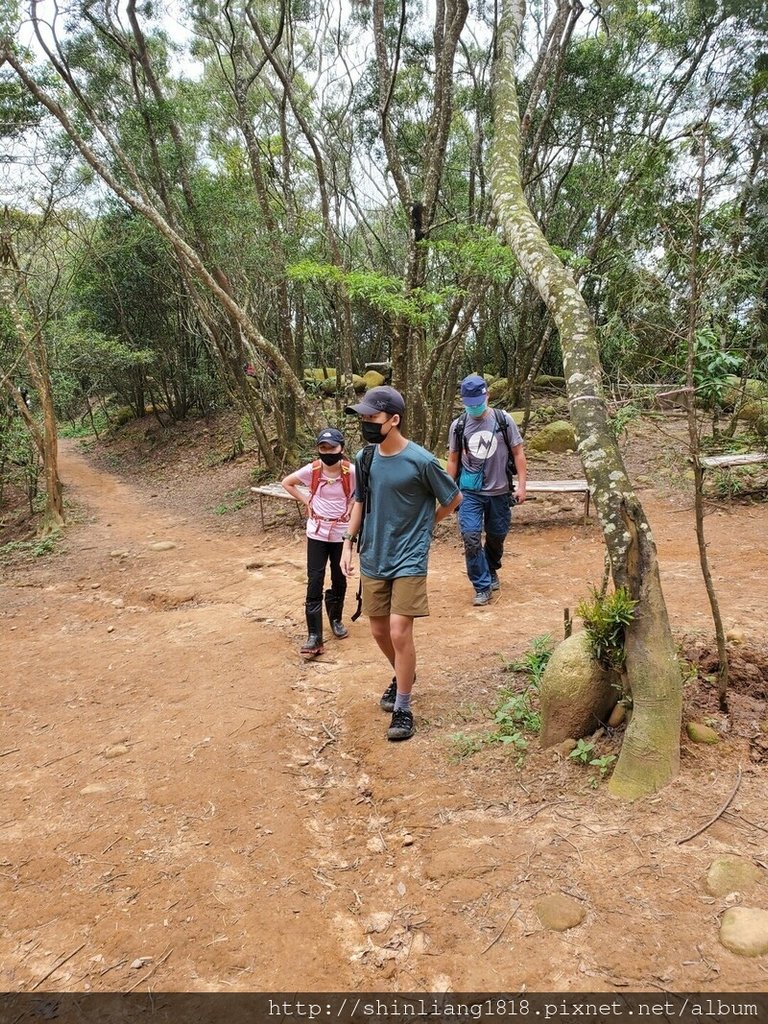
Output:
[1, 413, 767, 994]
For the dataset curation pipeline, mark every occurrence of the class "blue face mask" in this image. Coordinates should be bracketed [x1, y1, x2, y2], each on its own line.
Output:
[464, 402, 487, 417]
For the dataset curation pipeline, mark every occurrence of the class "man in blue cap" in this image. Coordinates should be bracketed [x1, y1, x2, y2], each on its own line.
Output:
[447, 374, 527, 606]
[342, 386, 461, 741]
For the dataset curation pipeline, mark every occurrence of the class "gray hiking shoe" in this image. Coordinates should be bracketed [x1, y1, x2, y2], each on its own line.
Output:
[387, 708, 415, 741]
[490, 572, 500, 591]
[473, 589, 492, 606]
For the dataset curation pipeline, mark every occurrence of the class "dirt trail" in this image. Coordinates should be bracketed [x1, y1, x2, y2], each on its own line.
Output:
[1, 440, 767, 993]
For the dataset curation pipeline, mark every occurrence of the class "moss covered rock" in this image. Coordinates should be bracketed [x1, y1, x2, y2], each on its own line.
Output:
[528, 420, 576, 454]
[539, 632, 617, 747]
[487, 378, 510, 404]
[723, 376, 768, 409]
[686, 722, 719, 744]
[706, 856, 766, 897]
[363, 370, 386, 389]
[535, 374, 566, 391]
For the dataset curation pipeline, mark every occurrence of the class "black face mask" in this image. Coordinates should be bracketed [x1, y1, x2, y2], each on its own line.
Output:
[361, 420, 390, 445]
[318, 452, 343, 465]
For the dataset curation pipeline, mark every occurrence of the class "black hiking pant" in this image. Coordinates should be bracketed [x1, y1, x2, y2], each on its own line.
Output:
[306, 538, 346, 605]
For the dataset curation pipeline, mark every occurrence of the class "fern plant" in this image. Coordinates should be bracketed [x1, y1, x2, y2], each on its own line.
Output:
[576, 586, 638, 672]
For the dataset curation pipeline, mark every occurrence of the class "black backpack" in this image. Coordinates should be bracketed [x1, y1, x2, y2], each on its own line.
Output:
[454, 409, 518, 495]
[350, 444, 375, 621]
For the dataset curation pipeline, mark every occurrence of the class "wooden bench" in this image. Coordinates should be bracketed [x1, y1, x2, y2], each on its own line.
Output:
[699, 452, 768, 501]
[525, 479, 591, 518]
[699, 453, 768, 472]
[251, 478, 592, 524]
[251, 483, 309, 528]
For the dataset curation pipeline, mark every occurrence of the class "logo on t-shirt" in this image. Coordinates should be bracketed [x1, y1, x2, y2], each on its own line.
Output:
[467, 430, 498, 460]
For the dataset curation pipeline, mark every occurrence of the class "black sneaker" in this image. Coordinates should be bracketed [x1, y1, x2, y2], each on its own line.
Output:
[387, 708, 414, 741]
[380, 677, 397, 712]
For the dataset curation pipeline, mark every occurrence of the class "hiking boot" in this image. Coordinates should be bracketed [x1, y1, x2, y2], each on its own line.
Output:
[380, 677, 397, 712]
[387, 708, 415, 741]
[473, 589, 492, 606]
[324, 589, 349, 640]
[300, 634, 324, 656]
[490, 572, 500, 591]
[300, 601, 324, 656]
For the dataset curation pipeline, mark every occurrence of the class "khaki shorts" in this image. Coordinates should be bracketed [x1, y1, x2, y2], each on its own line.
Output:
[361, 574, 430, 618]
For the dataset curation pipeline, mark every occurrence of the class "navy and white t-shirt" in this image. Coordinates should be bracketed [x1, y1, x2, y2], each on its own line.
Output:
[448, 409, 523, 495]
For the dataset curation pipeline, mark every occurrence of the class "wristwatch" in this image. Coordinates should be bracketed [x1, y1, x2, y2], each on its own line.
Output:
[341, 532, 357, 543]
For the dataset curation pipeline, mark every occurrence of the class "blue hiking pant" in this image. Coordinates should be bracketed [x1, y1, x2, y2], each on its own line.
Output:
[457, 491, 512, 593]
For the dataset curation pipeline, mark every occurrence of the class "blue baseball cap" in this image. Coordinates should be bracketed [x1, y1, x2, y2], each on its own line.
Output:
[460, 374, 489, 402]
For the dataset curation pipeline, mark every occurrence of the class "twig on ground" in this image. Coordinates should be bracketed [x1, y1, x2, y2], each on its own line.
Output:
[126, 946, 173, 993]
[481, 902, 520, 954]
[0, 748, 20, 758]
[30, 942, 87, 990]
[39, 749, 82, 769]
[101, 835, 125, 856]
[676, 767, 742, 845]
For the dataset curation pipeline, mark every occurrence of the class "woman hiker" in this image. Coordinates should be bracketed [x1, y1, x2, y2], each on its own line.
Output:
[281, 428, 356, 656]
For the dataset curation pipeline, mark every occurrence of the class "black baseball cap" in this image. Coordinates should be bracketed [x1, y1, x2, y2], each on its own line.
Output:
[315, 427, 345, 446]
[345, 386, 405, 417]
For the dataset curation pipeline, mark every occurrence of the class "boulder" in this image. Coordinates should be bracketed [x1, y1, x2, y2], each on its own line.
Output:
[719, 907, 768, 957]
[723, 375, 768, 410]
[352, 374, 367, 393]
[738, 400, 768, 436]
[528, 419, 577, 454]
[535, 374, 566, 391]
[539, 632, 617, 747]
[487, 378, 511, 404]
[706, 856, 766, 897]
[363, 370, 386, 389]
[686, 722, 719, 744]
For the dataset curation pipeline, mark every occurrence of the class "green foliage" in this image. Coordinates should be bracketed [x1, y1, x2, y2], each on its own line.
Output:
[608, 403, 641, 441]
[691, 327, 743, 408]
[568, 738, 596, 765]
[449, 732, 485, 760]
[569, 739, 617, 786]
[0, 532, 59, 561]
[213, 488, 249, 515]
[576, 586, 638, 672]
[502, 633, 553, 686]
[447, 638, 547, 764]
[288, 260, 456, 327]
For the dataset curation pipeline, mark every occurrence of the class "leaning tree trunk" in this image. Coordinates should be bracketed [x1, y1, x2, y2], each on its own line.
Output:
[491, 0, 682, 798]
[0, 258, 65, 534]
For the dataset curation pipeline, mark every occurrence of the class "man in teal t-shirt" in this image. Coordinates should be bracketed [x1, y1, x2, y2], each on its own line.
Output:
[341, 386, 461, 742]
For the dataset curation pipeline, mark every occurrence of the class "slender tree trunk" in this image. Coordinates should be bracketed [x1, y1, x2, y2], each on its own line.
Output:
[685, 123, 729, 711]
[491, 0, 682, 798]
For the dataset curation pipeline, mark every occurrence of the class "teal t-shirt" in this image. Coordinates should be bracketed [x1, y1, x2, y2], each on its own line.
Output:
[354, 441, 459, 579]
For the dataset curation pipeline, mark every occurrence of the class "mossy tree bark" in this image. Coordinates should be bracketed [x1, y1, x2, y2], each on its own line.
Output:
[491, 0, 682, 798]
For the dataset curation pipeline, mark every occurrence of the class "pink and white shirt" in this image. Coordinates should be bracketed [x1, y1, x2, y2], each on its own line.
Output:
[294, 462, 356, 543]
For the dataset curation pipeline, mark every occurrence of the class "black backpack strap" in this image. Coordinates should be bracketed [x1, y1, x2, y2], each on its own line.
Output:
[455, 411, 468, 453]
[350, 445, 375, 623]
[494, 408, 512, 453]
